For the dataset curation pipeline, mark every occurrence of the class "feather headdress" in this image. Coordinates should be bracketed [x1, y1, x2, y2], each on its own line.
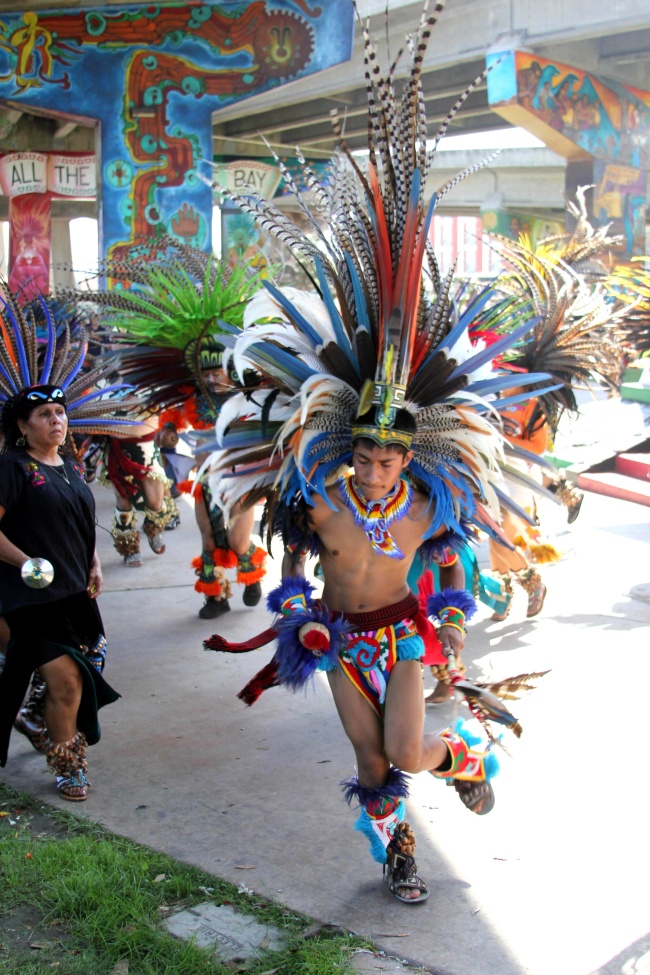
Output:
[200, 3, 548, 545]
[56, 239, 267, 425]
[536, 188, 650, 361]
[484, 225, 621, 435]
[0, 283, 143, 437]
[605, 259, 650, 358]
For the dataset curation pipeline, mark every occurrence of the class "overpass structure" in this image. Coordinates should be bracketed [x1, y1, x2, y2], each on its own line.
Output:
[0, 0, 649, 278]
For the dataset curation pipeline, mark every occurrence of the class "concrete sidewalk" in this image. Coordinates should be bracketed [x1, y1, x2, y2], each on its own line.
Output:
[2, 478, 650, 975]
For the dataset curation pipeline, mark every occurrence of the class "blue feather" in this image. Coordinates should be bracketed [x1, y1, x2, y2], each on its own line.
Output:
[465, 372, 553, 396]
[60, 342, 88, 390]
[471, 385, 564, 414]
[0, 361, 19, 394]
[37, 298, 55, 383]
[344, 253, 371, 333]
[274, 609, 347, 689]
[0, 297, 31, 386]
[449, 317, 542, 380]
[66, 384, 135, 411]
[246, 342, 315, 385]
[421, 301, 474, 367]
[493, 386, 564, 412]
[492, 484, 537, 525]
[262, 280, 324, 348]
[314, 258, 360, 376]
[266, 575, 315, 614]
[354, 806, 405, 864]
[341, 766, 410, 807]
[396, 633, 425, 660]
[455, 281, 500, 325]
[427, 587, 478, 620]
[420, 187, 437, 239]
[68, 418, 137, 428]
[502, 442, 557, 472]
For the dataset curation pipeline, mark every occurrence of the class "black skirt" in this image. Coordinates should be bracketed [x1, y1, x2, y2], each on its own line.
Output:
[0, 591, 121, 767]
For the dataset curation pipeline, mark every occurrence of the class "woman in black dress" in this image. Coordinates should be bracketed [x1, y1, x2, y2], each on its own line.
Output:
[0, 385, 120, 801]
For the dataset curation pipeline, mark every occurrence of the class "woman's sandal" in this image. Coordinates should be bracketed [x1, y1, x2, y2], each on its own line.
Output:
[56, 771, 89, 802]
[384, 823, 430, 904]
[453, 779, 495, 816]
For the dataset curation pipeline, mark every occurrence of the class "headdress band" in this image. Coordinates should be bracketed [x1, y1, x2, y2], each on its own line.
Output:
[350, 424, 413, 450]
[20, 386, 66, 406]
[5, 386, 67, 420]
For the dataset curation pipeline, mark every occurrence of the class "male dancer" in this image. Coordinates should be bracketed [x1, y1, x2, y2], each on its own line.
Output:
[208, 408, 502, 904]
[202, 4, 543, 905]
[283, 419, 490, 904]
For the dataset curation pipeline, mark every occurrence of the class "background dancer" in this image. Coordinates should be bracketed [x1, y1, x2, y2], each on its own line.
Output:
[103, 416, 175, 568]
[59, 241, 269, 617]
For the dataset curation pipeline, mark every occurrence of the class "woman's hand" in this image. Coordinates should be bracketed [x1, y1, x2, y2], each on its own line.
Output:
[87, 554, 103, 599]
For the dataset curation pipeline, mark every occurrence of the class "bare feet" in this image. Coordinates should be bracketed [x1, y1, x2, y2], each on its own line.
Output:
[424, 680, 452, 705]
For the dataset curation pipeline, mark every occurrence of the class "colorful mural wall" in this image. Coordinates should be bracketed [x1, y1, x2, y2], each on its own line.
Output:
[486, 49, 649, 255]
[593, 160, 647, 255]
[481, 208, 564, 251]
[0, 2, 354, 270]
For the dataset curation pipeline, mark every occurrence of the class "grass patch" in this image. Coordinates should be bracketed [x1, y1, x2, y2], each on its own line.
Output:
[0, 783, 372, 974]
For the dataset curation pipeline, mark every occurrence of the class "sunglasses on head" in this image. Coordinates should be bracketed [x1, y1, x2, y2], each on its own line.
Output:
[26, 388, 65, 403]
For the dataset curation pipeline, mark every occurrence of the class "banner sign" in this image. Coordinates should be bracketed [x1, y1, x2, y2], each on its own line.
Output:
[0, 153, 96, 198]
[211, 160, 282, 200]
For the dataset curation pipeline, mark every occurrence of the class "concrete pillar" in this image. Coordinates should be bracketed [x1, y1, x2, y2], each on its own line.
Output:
[51, 217, 75, 290]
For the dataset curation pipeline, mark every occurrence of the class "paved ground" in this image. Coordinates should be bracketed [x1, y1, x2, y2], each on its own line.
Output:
[2, 459, 650, 975]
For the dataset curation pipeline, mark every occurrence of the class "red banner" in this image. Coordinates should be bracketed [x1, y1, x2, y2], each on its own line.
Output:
[8, 193, 53, 301]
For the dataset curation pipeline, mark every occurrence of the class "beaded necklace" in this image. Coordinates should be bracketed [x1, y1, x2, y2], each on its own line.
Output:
[338, 473, 413, 560]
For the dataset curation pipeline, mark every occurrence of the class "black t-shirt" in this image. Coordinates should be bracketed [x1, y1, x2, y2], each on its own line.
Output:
[0, 451, 96, 613]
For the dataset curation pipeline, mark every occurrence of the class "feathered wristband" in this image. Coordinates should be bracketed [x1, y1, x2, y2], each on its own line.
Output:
[427, 588, 477, 634]
[266, 577, 347, 689]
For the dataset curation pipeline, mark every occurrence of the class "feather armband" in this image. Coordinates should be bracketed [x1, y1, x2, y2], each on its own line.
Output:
[417, 530, 469, 566]
[266, 577, 347, 689]
[427, 588, 478, 634]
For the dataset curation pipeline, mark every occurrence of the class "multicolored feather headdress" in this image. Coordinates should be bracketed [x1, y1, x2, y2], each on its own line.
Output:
[56, 239, 267, 424]
[200, 2, 548, 544]
[0, 283, 142, 437]
[538, 187, 650, 362]
[483, 219, 621, 435]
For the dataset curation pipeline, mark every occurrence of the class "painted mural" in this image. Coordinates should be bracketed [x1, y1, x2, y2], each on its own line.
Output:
[481, 208, 564, 252]
[593, 160, 647, 256]
[487, 49, 650, 168]
[0, 2, 354, 270]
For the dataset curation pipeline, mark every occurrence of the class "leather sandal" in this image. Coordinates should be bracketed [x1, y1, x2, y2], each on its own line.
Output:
[384, 823, 430, 904]
[453, 779, 495, 816]
[56, 771, 89, 802]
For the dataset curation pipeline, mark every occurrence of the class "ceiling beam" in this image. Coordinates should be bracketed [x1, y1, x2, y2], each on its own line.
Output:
[54, 121, 78, 140]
